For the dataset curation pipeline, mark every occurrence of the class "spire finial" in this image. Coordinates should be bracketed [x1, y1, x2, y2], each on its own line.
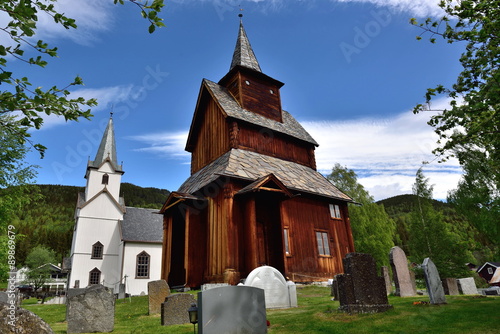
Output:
[238, 5, 243, 19]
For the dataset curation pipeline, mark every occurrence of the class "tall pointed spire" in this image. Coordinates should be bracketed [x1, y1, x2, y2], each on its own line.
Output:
[91, 115, 119, 169]
[230, 20, 262, 72]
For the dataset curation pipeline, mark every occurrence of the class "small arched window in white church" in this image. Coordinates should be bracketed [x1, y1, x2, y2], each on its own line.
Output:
[102, 173, 109, 185]
[92, 242, 103, 259]
[89, 267, 101, 285]
[136, 251, 150, 279]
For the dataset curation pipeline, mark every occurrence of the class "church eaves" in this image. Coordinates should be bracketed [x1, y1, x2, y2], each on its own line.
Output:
[230, 21, 262, 72]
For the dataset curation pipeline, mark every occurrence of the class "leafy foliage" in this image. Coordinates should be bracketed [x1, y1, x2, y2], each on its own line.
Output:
[327, 163, 395, 267]
[407, 168, 473, 278]
[23, 245, 57, 292]
[447, 150, 499, 258]
[0, 0, 165, 157]
[411, 0, 499, 174]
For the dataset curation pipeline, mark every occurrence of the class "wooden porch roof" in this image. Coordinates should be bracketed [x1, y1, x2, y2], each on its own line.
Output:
[177, 148, 352, 202]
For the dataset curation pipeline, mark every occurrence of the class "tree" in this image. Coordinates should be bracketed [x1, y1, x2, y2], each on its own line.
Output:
[447, 150, 499, 258]
[23, 245, 57, 293]
[0, 0, 165, 157]
[326, 163, 395, 267]
[408, 168, 472, 278]
[0, 115, 38, 281]
[411, 0, 499, 175]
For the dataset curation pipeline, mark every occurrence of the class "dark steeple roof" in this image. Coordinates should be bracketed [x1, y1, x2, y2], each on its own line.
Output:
[88, 116, 122, 171]
[230, 21, 262, 72]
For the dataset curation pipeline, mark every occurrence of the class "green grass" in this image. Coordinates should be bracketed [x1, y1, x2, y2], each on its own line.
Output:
[23, 286, 499, 334]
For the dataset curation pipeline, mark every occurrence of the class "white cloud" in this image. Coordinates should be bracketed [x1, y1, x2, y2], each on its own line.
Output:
[29, 0, 115, 45]
[333, 0, 445, 18]
[38, 85, 136, 128]
[129, 131, 190, 159]
[301, 101, 462, 201]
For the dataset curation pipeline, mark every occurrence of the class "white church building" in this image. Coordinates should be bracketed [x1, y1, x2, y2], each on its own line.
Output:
[68, 115, 164, 296]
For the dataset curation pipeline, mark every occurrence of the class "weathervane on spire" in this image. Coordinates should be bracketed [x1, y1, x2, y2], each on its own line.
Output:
[109, 103, 114, 119]
[238, 5, 243, 19]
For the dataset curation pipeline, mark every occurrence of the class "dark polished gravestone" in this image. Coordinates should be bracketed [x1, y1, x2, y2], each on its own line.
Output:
[336, 253, 393, 314]
[161, 293, 197, 326]
[66, 284, 115, 333]
[198, 286, 267, 334]
[422, 258, 447, 305]
[0, 302, 54, 334]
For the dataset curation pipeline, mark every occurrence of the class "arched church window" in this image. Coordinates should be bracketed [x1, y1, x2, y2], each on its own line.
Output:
[89, 268, 101, 285]
[102, 173, 109, 185]
[91, 242, 103, 259]
[136, 251, 150, 279]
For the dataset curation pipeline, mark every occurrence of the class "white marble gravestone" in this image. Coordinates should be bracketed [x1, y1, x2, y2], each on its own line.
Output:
[389, 246, 416, 297]
[457, 277, 479, 295]
[245, 266, 297, 309]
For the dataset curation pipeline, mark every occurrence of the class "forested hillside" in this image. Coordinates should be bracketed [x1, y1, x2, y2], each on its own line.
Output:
[7, 183, 169, 266]
[378, 194, 496, 267]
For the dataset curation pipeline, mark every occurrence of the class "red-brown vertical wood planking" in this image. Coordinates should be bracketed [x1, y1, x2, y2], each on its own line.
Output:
[191, 99, 230, 174]
[161, 215, 172, 281]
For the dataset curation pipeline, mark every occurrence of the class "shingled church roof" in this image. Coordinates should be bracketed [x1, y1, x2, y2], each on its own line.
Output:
[178, 148, 352, 202]
[120, 207, 163, 243]
[230, 21, 262, 72]
[203, 79, 318, 146]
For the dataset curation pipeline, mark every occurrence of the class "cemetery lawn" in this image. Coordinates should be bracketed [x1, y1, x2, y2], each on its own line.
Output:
[23, 286, 499, 334]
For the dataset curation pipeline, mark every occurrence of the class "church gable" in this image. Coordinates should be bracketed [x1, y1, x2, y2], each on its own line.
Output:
[78, 188, 125, 219]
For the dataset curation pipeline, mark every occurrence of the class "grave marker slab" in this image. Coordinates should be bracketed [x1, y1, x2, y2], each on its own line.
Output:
[161, 293, 197, 326]
[441, 278, 459, 295]
[66, 284, 114, 333]
[148, 280, 171, 315]
[245, 265, 297, 309]
[422, 258, 446, 304]
[201, 283, 229, 291]
[457, 277, 479, 295]
[389, 246, 416, 297]
[336, 253, 393, 313]
[198, 286, 267, 334]
[0, 302, 54, 334]
[381, 266, 392, 295]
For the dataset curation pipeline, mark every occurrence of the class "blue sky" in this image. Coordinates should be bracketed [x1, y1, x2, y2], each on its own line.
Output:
[12, 0, 465, 201]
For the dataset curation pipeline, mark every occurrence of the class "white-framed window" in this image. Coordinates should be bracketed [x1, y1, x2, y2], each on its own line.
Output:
[136, 251, 150, 279]
[89, 268, 101, 285]
[316, 231, 331, 256]
[283, 228, 290, 255]
[329, 204, 341, 219]
[102, 173, 109, 185]
[91, 242, 103, 259]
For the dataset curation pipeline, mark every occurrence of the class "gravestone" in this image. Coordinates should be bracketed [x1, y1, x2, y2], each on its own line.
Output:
[118, 283, 126, 299]
[148, 280, 171, 315]
[422, 258, 446, 304]
[66, 284, 114, 333]
[0, 302, 54, 334]
[198, 286, 267, 334]
[245, 265, 297, 309]
[201, 283, 229, 291]
[0, 291, 8, 304]
[389, 246, 416, 297]
[161, 293, 197, 326]
[441, 278, 459, 295]
[336, 253, 393, 313]
[381, 266, 392, 295]
[330, 279, 339, 299]
[457, 277, 479, 295]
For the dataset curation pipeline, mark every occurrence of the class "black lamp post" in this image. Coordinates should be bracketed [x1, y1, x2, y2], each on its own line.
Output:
[187, 302, 198, 334]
